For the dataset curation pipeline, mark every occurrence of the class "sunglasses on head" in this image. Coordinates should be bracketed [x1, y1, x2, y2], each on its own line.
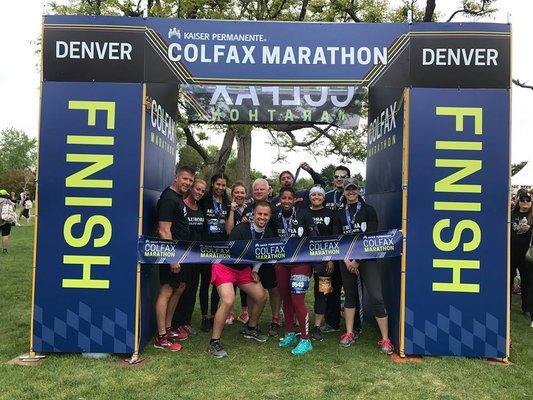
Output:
[334, 175, 348, 179]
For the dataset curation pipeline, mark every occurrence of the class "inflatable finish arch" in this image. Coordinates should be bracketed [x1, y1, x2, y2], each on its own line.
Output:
[32, 15, 511, 359]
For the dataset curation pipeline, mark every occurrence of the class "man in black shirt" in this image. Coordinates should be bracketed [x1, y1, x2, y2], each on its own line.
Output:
[325, 165, 351, 210]
[153, 166, 195, 352]
[209, 201, 274, 358]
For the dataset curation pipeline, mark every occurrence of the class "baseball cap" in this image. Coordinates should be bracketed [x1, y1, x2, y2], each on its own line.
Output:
[343, 178, 359, 190]
[0, 189, 9, 197]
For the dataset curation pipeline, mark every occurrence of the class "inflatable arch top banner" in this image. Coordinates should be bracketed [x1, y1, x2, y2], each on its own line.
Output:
[43, 16, 510, 126]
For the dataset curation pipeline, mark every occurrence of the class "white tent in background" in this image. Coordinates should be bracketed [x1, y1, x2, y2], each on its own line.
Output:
[512, 160, 533, 188]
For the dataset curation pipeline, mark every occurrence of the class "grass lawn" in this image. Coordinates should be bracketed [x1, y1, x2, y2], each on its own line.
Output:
[1, 225, 532, 399]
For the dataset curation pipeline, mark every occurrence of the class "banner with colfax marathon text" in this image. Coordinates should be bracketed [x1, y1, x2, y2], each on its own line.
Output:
[138, 230, 402, 265]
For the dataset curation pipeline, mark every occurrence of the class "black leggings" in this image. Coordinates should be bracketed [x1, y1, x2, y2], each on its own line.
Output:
[340, 259, 387, 318]
[173, 264, 200, 326]
[512, 243, 533, 314]
[198, 264, 213, 316]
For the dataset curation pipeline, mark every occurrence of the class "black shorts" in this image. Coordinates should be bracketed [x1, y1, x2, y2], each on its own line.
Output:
[21, 209, 30, 218]
[1, 223, 12, 237]
[159, 264, 186, 289]
[258, 264, 277, 289]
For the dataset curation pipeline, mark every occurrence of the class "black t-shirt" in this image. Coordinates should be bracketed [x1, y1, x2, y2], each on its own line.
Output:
[185, 205, 205, 241]
[202, 197, 228, 241]
[325, 188, 345, 210]
[303, 207, 336, 236]
[511, 210, 532, 247]
[156, 187, 189, 241]
[227, 222, 275, 270]
[274, 208, 316, 238]
[333, 200, 378, 235]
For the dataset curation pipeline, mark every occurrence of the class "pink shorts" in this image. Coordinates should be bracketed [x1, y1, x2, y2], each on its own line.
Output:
[211, 263, 254, 287]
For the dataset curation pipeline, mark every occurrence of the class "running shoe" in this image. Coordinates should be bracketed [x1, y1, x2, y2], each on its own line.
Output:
[530, 321, 533, 328]
[242, 325, 268, 343]
[153, 334, 182, 351]
[291, 338, 313, 356]
[237, 310, 250, 324]
[201, 316, 211, 332]
[225, 312, 234, 325]
[321, 324, 339, 333]
[208, 341, 228, 358]
[269, 322, 280, 337]
[166, 327, 188, 341]
[278, 332, 298, 348]
[312, 326, 324, 341]
[180, 324, 197, 336]
[378, 338, 395, 355]
[340, 332, 356, 348]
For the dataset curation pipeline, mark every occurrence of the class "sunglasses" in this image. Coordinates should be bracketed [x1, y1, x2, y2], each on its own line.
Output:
[334, 175, 348, 179]
[519, 197, 532, 203]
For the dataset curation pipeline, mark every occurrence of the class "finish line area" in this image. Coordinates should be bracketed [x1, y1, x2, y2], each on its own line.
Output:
[30, 15, 511, 361]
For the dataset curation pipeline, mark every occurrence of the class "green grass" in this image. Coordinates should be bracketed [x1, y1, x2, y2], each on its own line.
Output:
[1, 226, 533, 399]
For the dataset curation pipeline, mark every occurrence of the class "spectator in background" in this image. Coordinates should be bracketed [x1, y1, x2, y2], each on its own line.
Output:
[0, 189, 17, 254]
[511, 192, 533, 326]
[19, 192, 32, 224]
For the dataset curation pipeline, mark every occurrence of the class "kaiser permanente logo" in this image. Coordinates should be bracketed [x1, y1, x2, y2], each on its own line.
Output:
[254, 242, 285, 261]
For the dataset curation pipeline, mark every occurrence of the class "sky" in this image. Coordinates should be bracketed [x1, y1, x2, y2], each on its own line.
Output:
[0, 1, 531, 180]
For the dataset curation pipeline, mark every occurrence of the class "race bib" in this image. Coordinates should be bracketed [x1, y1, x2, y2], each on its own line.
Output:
[208, 218, 224, 234]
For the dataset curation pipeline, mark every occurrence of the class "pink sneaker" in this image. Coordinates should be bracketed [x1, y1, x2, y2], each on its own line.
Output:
[237, 310, 249, 324]
[225, 312, 234, 325]
[378, 338, 394, 355]
[153, 334, 182, 351]
[166, 327, 188, 341]
[180, 324, 197, 336]
[340, 332, 356, 348]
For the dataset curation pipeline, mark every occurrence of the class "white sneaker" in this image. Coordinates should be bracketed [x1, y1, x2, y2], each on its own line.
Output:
[530, 321, 533, 328]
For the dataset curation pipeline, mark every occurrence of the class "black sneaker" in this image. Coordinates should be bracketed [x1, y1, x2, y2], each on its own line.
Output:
[268, 322, 280, 337]
[208, 341, 228, 358]
[242, 325, 268, 343]
[321, 324, 340, 333]
[312, 326, 323, 341]
[2, 249, 7, 254]
[201, 316, 211, 332]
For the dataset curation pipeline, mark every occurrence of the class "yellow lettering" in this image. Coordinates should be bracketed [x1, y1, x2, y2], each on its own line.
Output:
[62, 255, 110, 289]
[435, 107, 483, 134]
[65, 154, 114, 188]
[67, 135, 114, 145]
[68, 101, 116, 129]
[435, 159, 482, 193]
[64, 214, 112, 248]
[433, 219, 481, 252]
[432, 259, 480, 293]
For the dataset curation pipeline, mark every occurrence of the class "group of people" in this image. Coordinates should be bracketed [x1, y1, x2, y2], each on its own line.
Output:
[153, 163, 394, 358]
[0, 189, 32, 254]
[510, 187, 533, 328]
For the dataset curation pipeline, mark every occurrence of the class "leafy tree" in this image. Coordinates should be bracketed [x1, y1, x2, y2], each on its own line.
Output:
[0, 170, 36, 197]
[0, 128, 37, 175]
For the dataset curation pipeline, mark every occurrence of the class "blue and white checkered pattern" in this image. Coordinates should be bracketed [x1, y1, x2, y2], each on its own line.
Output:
[404, 305, 506, 357]
[33, 301, 135, 353]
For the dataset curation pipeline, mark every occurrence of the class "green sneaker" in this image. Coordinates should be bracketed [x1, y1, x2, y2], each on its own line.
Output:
[278, 332, 298, 348]
[291, 338, 313, 356]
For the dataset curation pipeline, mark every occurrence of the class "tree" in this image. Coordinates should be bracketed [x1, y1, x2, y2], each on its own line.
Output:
[0, 128, 37, 175]
[0, 169, 36, 197]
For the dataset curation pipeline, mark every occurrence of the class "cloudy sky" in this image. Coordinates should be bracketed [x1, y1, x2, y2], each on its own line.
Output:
[0, 0, 531, 180]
